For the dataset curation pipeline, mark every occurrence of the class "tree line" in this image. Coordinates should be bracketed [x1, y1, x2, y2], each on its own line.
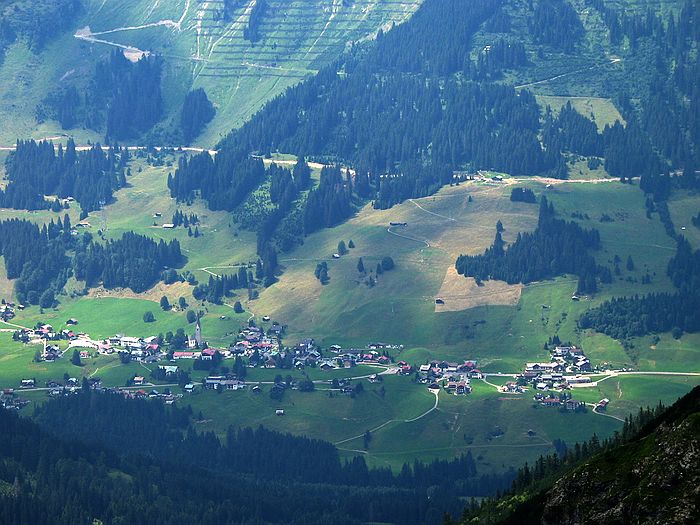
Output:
[192, 270, 251, 303]
[181, 88, 216, 144]
[0, 139, 127, 213]
[0, 216, 184, 305]
[455, 198, 603, 294]
[579, 236, 700, 339]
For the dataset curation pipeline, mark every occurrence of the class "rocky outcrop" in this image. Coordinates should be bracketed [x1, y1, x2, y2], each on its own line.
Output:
[541, 413, 699, 525]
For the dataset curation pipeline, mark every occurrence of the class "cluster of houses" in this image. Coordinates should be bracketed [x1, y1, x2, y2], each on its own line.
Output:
[0, 301, 23, 322]
[321, 344, 393, 370]
[533, 391, 587, 412]
[500, 381, 528, 394]
[119, 388, 182, 404]
[10, 314, 402, 378]
[0, 389, 28, 410]
[520, 346, 593, 390]
[45, 377, 100, 396]
[418, 360, 482, 379]
[228, 325, 282, 364]
[12, 322, 164, 363]
[39, 375, 184, 405]
[414, 360, 483, 395]
[227, 333, 397, 372]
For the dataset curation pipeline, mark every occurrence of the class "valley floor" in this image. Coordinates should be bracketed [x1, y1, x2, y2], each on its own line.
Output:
[1, 157, 698, 472]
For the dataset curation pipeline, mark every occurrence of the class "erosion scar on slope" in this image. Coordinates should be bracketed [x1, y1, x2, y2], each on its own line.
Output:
[435, 266, 522, 312]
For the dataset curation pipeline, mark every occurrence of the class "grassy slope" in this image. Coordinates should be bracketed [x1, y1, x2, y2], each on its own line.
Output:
[254, 180, 540, 355]
[0, 0, 423, 146]
[0, 256, 12, 299]
[87, 156, 259, 276]
[252, 177, 693, 373]
[668, 189, 700, 249]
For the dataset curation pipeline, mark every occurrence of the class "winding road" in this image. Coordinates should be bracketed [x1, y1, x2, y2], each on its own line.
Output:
[334, 388, 439, 446]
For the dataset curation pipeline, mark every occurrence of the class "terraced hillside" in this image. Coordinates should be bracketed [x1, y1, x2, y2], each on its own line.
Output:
[0, 0, 422, 145]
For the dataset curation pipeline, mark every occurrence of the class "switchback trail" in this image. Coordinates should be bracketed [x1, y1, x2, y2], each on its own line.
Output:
[386, 226, 430, 247]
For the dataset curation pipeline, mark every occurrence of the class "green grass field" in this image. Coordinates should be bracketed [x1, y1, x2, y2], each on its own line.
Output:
[173, 377, 626, 472]
[9, 296, 250, 348]
[572, 374, 700, 419]
[86, 157, 260, 277]
[0, 335, 142, 388]
[668, 189, 700, 249]
[0, 257, 13, 299]
[536, 95, 625, 132]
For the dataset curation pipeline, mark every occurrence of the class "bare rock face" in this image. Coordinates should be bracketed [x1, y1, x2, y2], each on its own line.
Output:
[540, 415, 699, 525]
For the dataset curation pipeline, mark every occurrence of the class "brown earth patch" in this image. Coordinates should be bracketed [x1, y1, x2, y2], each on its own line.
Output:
[435, 266, 523, 312]
[86, 281, 193, 303]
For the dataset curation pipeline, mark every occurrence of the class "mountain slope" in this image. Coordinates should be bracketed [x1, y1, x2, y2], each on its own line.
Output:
[460, 386, 700, 525]
[0, 0, 423, 145]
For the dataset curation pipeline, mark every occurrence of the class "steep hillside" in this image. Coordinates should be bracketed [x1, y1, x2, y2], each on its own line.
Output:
[458, 386, 700, 525]
[0, 0, 422, 145]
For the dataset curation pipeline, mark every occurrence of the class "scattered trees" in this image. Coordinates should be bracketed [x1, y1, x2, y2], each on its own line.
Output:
[314, 262, 329, 284]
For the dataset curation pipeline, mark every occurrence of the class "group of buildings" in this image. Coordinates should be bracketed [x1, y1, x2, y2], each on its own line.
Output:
[414, 360, 484, 395]
[520, 346, 593, 391]
[0, 301, 22, 322]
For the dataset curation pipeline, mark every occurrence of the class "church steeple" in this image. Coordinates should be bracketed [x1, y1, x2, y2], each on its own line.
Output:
[194, 315, 202, 347]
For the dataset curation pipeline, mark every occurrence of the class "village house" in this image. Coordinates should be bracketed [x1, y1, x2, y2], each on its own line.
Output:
[501, 381, 525, 394]
[564, 399, 586, 411]
[319, 361, 336, 371]
[0, 303, 15, 321]
[173, 351, 198, 360]
[596, 398, 610, 410]
[563, 375, 592, 385]
[200, 348, 217, 361]
[539, 396, 560, 407]
[204, 376, 246, 391]
[526, 362, 563, 373]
